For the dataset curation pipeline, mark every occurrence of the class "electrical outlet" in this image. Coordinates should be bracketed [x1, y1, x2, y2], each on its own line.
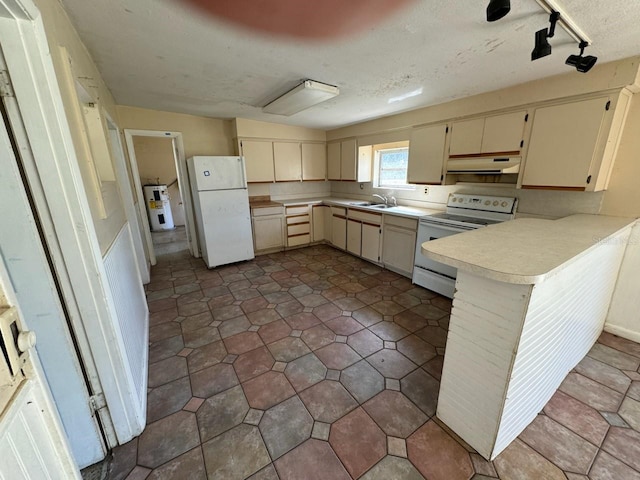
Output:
[424, 187, 429, 195]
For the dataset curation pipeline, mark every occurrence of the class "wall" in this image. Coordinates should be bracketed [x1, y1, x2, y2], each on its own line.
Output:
[116, 106, 235, 158]
[601, 96, 640, 341]
[34, 0, 126, 255]
[132, 136, 185, 226]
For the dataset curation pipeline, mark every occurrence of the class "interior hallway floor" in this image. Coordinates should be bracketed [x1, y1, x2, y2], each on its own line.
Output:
[107, 245, 640, 480]
[151, 226, 188, 256]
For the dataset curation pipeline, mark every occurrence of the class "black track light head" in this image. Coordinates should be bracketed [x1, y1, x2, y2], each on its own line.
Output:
[531, 12, 560, 61]
[486, 0, 510, 22]
[566, 41, 598, 73]
[531, 28, 552, 60]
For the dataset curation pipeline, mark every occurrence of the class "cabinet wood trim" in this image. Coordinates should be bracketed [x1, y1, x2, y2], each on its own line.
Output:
[348, 208, 382, 216]
[288, 232, 310, 238]
[449, 150, 520, 159]
[332, 214, 347, 220]
[521, 185, 586, 191]
[362, 221, 381, 228]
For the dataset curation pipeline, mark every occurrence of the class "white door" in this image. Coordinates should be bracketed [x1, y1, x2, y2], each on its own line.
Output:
[0, 251, 80, 478]
[189, 156, 247, 190]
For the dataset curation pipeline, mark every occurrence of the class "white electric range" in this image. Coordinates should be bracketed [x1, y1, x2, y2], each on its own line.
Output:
[413, 193, 518, 298]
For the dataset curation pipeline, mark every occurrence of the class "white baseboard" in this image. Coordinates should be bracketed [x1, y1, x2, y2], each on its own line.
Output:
[604, 323, 640, 343]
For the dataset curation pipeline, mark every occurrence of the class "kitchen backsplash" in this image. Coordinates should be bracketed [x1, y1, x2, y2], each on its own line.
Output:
[247, 180, 604, 218]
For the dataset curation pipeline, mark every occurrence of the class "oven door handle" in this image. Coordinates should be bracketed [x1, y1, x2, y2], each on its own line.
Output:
[419, 222, 475, 233]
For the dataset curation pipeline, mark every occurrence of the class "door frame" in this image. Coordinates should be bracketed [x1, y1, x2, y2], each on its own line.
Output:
[123, 129, 199, 260]
[105, 117, 150, 283]
[0, 0, 144, 458]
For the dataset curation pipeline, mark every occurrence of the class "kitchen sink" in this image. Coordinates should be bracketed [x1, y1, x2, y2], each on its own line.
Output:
[349, 201, 372, 206]
[369, 204, 393, 209]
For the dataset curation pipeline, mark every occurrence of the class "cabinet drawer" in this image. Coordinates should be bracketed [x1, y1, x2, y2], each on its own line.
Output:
[288, 234, 310, 246]
[288, 223, 310, 235]
[384, 215, 418, 230]
[286, 205, 309, 215]
[348, 208, 382, 224]
[331, 206, 347, 216]
[286, 214, 310, 225]
[252, 206, 283, 216]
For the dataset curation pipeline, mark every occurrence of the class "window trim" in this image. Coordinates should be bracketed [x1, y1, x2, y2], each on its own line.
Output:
[373, 141, 415, 190]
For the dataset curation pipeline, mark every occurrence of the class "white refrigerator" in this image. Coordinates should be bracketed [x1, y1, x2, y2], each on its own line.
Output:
[187, 156, 255, 268]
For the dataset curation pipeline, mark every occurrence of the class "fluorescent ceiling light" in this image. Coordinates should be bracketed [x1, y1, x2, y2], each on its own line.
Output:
[388, 87, 423, 104]
[263, 80, 339, 116]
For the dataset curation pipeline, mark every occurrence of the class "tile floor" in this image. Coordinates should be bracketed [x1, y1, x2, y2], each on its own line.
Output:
[151, 226, 188, 256]
[105, 245, 640, 480]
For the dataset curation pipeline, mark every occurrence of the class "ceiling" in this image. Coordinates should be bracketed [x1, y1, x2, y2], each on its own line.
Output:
[60, 0, 640, 130]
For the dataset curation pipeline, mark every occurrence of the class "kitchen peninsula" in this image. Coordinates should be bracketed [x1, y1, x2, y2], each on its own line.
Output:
[421, 214, 638, 460]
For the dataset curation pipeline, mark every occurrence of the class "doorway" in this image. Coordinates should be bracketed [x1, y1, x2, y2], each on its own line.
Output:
[123, 130, 199, 262]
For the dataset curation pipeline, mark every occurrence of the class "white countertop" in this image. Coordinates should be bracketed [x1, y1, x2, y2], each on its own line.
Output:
[421, 214, 637, 285]
[276, 197, 442, 219]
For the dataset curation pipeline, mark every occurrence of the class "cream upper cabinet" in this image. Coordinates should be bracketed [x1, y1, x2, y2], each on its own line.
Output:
[521, 95, 629, 191]
[327, 139, 371, 182]
[241, 140, 274, 183]
[481, 111, 527, 153]
[407, 123, 447, 185]
[449, 111, 527, 156]
[340, 139, 358, 181]
[302, 143, 326, 181]
[327, 142, 341, 180]
[273, 142, 302, 181]
[449, 118, 484, 156]
[357, 145, 373, 183]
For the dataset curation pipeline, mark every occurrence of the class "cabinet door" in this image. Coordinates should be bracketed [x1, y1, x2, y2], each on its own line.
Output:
[357, 145, 372, 182]
[242, 140, 274, 183]
[312, 205, 326, 242]
[332, 215, 347, 250]
[382, 226, 417, 276]
[340, 139, 358, 181]
[481, 111, 527, 154]
[327, 142, 341, 180]
[302, 143, 327, 181]
[273, 142, 302, 181]
[407, 124, 447, 184]
[347, 219, 362, 256]
[361, 223, 381, 263]
[324, 206, 333, 242]
[449, 118, 484, 156]
[522, 97, 608, 189]
[253, 215, 284, 251]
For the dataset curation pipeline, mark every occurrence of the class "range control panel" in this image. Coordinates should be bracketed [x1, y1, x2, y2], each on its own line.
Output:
[447, 194, 517, 214]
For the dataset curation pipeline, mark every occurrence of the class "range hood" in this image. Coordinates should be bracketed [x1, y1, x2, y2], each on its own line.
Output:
[446, 157, 521, 175]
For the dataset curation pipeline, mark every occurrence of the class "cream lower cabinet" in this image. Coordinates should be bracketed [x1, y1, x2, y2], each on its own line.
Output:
[331, 207, 347, 250]
[382, 215, 418, 278]
[285, 205, 311, 247]
[312, 205, 328, 242]
[347, 219, 362, 256]
[252, 206, 285, 252]
[361, 223, 382, 263]
[346, 209, 383, 264]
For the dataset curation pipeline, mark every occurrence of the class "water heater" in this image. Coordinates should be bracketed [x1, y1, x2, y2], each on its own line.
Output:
[143, 185, 174, 231]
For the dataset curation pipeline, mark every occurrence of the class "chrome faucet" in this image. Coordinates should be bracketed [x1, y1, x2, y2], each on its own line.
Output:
[372, 193, 388, 205]
[389, 195, 397, 207]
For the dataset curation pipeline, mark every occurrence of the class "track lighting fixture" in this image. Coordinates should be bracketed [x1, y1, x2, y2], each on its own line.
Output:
[566, 41, 598, 73]
[531, 11, 559, 61]
[486, 0, 510, 22]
